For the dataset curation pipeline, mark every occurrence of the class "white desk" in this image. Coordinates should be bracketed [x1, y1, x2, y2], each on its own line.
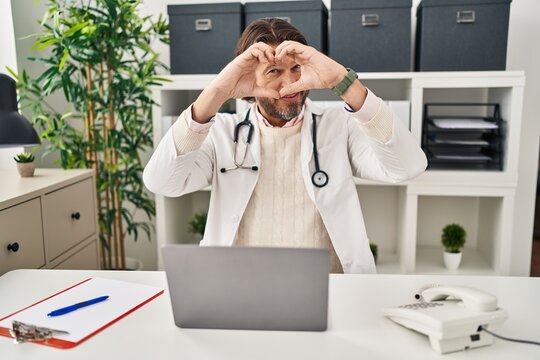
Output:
[1, 270, 539, 359]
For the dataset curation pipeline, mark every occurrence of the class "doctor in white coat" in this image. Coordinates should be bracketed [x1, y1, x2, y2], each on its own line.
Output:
[144, 19, 427, 273]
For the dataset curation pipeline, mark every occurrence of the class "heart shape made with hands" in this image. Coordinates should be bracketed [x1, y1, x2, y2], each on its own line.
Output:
[216, 41, 345, 101]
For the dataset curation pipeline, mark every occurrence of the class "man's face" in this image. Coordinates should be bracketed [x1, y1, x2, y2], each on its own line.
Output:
[255, 50, 308, 124]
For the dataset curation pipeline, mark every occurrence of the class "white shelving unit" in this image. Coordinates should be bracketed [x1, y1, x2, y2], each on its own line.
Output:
[150, 71, 527, 275]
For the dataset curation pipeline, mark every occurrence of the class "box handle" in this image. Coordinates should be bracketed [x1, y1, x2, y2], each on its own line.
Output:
[195, 19, 213, 31]
[456, 10, 475, 24]
[362, 14, 379, 27]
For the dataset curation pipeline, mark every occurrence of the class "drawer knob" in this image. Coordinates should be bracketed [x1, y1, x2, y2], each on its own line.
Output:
[7, 242, 19, 252]
[71, 212, 81, 220]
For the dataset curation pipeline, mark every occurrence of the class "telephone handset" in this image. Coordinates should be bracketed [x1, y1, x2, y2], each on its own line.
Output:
[382, 285, 508, 354]
[421, 286, 498, 312]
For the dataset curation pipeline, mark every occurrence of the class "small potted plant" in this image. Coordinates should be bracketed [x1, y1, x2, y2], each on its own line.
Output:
[369, 242, 378, 264]
[188, 210, 207, 241]
[441, 223, 466, 270]
[14, 152, 36, 177]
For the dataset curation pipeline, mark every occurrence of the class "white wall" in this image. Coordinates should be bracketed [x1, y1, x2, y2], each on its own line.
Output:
[505, 0, 540, 275]
[0, 0, 23, 168]
[8, 0, 540, 273]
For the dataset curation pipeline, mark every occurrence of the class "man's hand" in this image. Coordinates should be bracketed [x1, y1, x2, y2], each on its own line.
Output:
[274, 41, 368, 111]
[211, 42, 281, 100]
[274, 41, 348, 97]
[193, 42, 282, 123]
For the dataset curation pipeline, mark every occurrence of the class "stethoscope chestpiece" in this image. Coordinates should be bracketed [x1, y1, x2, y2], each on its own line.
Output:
[310, 113, 328, 188]
[312, 170, 329, 188]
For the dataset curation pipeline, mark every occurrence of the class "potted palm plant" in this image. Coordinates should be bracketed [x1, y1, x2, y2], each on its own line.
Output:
[441, 223, 466, 270]
[12, 0, 169, 270]
[14, 152, 36, 177]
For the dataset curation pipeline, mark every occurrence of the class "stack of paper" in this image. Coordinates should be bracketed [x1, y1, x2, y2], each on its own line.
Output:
[432, 118, 498, 130]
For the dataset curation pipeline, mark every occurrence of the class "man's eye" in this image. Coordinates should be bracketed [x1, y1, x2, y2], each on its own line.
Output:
[292, 65, 301, 72]
[268, 69, 279, 75]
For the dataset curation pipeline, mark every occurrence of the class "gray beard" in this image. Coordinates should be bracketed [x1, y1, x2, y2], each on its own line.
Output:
[256, 92, 308, 121]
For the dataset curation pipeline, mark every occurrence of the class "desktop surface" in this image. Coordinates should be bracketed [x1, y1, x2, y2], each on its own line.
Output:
[0, 269, 539, 359]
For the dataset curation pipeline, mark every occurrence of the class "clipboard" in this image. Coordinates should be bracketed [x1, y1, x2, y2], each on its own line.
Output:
[0, 277, 164, 349]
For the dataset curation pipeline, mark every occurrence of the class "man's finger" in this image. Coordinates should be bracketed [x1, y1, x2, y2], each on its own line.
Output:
[250, 48, 271, 64]
[279, 80, 308, 97]
[275, 41, 304, 60]
[264, 48, 275, 63]
[249, 42, 276, 63]
[254, 87, 280, 99]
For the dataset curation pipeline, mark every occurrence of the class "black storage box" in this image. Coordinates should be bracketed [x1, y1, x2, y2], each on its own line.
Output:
[244, 1, 328, 53]
[168, 3, 243, 74]
[329, 0, 412, 72]
[415, 0, 512, 71]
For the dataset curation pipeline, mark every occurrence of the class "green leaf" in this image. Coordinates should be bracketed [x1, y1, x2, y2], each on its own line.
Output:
[18, 32, 45, 41]
[58, 47, 69, 71]
[32, 37, 60, 52]
[5, 66, 19, 81]
[63, 21, 90, 37]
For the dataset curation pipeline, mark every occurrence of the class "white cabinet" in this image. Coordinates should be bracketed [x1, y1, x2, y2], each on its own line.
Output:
[0, 169, 100, 275]
[150, 71, 528, 275]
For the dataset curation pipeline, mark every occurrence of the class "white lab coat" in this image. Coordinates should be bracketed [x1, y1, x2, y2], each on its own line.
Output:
[143, 99, 427, 273]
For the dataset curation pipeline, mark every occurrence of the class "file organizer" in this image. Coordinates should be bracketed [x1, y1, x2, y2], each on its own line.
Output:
[421, 103, 504, 171]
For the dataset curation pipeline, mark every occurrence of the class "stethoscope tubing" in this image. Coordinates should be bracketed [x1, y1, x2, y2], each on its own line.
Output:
[220, 108, 329, 187]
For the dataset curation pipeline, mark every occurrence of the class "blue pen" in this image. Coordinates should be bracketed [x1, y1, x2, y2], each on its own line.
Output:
[47, 296, 109, 317]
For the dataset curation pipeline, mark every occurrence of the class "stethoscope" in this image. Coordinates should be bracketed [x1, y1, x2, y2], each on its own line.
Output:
[220, 109, 329, 188]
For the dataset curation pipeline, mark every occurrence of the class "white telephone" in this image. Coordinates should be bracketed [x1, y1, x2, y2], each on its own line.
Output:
[382, 285, 508, 354]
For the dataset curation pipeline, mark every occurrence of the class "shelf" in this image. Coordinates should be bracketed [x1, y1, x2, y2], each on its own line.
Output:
[376, 247, 496, 275]
[414, 246, 496, 275]
[150, 71, 527, 275]
[374, 252, 402, 274]
[155, 71, 525, 84]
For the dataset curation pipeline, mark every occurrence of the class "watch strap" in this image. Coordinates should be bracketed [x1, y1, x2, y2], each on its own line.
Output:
[333, 68, 358, 97]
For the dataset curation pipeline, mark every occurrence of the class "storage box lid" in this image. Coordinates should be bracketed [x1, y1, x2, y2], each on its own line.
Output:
[245, 0, 327, 13]
[419, 0, 511, 7]
[168, 2, 243, 16]
[331, 0, 412, 10]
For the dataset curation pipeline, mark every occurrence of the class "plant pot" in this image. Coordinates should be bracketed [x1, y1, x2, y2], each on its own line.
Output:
[125, 257, 144, 271]
[443, 251, 462, 270]
[103, 257, 144, 271]
[16, 162, 35, 177]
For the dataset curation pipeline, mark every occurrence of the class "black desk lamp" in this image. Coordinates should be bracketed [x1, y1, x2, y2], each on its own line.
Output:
[0, 73, 40, 148]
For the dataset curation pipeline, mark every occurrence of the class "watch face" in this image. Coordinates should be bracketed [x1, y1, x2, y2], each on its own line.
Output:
[312, 171, 329, 188]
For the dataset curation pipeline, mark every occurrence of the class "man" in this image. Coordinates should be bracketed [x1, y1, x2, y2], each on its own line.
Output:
[143, 19, 427, 273]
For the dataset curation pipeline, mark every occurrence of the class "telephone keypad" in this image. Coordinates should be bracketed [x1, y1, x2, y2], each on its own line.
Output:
[399, 302, 444, 310]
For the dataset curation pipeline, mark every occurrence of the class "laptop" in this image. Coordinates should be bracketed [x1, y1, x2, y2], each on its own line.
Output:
[162, 245, 330, 331]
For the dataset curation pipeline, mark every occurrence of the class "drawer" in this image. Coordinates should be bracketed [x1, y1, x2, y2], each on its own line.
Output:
[43, 178, 97, 261]
[0, 198, 45, 275]
[53, 239, 100, 270]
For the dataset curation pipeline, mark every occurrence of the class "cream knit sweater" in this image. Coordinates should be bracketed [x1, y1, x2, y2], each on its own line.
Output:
[235, 119, 344, 273]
